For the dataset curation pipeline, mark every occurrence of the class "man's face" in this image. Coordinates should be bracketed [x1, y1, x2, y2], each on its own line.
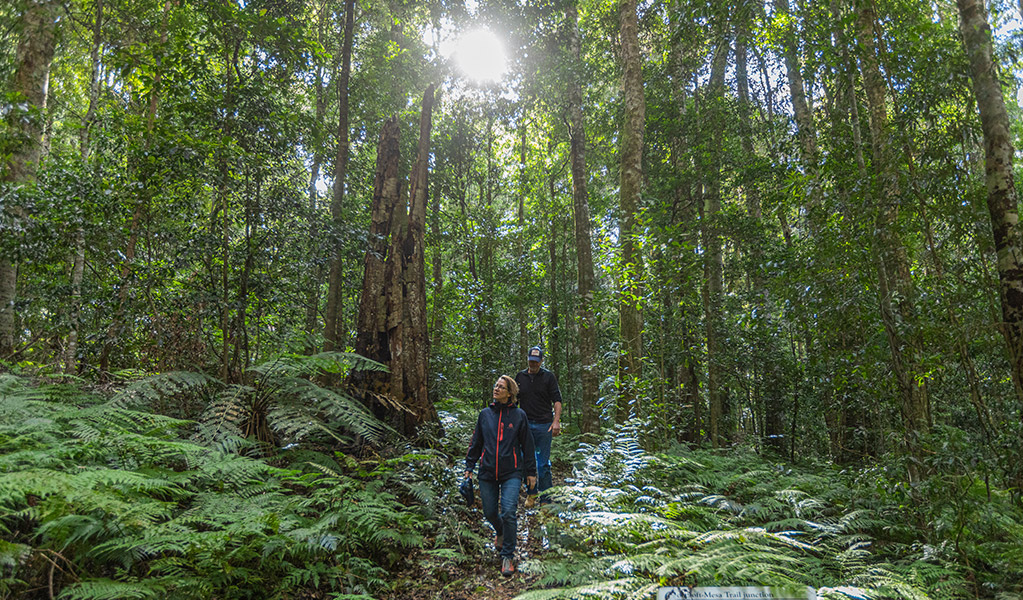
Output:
[527, 359, 541, 373]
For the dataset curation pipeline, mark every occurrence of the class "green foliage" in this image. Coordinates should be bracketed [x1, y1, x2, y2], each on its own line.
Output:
[516, 432, 1014, 600]
[0, 373, 442, 600]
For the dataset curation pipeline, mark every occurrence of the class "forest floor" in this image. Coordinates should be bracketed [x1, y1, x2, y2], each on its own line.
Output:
[389, 501, 551, 600]
[387, 460, 569, 600]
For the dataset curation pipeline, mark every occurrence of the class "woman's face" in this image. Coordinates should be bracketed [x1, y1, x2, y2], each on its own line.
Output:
[492, 377, 511, 403]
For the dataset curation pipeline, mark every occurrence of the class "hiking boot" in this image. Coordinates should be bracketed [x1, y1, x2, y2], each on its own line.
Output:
[524, 494, 536, 509]
[501, 557, 516, 577]
[495, 534, 503, 551]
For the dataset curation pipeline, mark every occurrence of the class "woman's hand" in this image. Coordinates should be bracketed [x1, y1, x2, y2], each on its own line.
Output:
[465, 471, 472, 479]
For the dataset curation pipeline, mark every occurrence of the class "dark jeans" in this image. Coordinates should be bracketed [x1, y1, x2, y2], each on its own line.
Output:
[478, 476, 521, 559]
[529, 422, 553, 494]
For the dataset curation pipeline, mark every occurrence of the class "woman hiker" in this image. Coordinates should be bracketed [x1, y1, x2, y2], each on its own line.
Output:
[465, 374, 537, 576]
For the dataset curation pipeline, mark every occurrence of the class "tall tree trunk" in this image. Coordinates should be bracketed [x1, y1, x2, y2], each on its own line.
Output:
[399, 84, 438, 436]
[323, 0, 355, 351]
[67, 0, 103, 373]
[232, 171, 257, 373]
[517, 119, 529, 357]
[429, 161, 444, 400]
[548, 177, 561, 380]
[617, 0, 645, 421]
[736, 27, 784, 452]
[854, 0, 929, 480]
[0, 0, 60, 359]
[567, 0, 600, 435]
[100, 0, 170, 375]
[703, 39, 729, 448]
[957, 0, 1023, 405]
[773, 0, 818, 168]
[304, 5, 329, 351]
[354, 118, 400, 375]
[217, 40, 236, 382]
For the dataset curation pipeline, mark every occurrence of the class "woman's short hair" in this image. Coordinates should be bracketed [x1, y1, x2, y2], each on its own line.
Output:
[499, 374, 519, 398]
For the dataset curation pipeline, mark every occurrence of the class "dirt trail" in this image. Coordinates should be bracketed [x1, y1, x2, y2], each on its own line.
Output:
[389, 499, 555, 600]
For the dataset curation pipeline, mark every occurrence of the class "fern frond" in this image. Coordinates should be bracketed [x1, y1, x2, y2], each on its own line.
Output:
[60, 578, 170, 600]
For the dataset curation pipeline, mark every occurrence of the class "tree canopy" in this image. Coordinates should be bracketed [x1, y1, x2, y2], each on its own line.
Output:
[2, 0, 1023, 597]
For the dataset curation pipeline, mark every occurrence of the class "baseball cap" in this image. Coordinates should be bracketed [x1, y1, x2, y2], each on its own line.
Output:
[527, 346, 544, 362]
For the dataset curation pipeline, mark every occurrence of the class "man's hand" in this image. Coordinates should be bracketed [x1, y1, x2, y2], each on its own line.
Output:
[550, 420, 561, 437]
[526, 476, 537, 489]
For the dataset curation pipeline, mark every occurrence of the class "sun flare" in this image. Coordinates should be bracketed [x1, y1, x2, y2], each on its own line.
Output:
[449, 29, 507, 83]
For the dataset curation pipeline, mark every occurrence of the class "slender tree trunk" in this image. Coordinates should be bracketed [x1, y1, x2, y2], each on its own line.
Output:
[518, 120, 529, 357]
[567, 0, 600, 435]
[400, 84, 438, 436]
[548, 177, 561, 380]
[617, 0, 645, 421]
[304, 6, 328, 351]
[957, 0, 1023, 405]
[217, 40, 236, 382]
[703, 39, 729, 448]
[232, 171, 257, 373]
[0, 0, 60, 359]
[100, 0, 170, 375]
[429, 160, 444, 399]
[774, 0, 818, 167]
[66, 0, 103, 372]
[854, 0, 929, 480]
[323, 0, 354, 351]
[735, 27, 784, 452]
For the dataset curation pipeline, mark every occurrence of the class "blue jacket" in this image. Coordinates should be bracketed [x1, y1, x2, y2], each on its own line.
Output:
[466, 400, 537, 482]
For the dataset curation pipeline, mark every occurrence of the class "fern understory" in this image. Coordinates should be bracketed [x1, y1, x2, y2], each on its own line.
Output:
[509, 422, 1023, 600]
[0, 358, 471, 600]
[2, 369, 1022, 600]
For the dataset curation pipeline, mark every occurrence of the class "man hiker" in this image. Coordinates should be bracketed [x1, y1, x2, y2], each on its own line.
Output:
[515, 346, 562, 505]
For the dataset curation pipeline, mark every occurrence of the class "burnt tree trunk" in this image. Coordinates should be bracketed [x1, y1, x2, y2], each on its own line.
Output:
[399, 84, 438, 435]
[352, 89, 439, 438]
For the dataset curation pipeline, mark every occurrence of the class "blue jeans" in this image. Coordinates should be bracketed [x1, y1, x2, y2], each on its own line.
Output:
[529, 422, 553, 494]
[478, 476, 521, 559]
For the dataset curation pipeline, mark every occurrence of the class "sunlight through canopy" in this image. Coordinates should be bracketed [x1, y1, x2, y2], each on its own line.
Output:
[447, 29, 507, 83]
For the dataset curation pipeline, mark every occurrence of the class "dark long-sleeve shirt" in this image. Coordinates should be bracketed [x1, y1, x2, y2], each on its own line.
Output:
[515, 367, 562, 424]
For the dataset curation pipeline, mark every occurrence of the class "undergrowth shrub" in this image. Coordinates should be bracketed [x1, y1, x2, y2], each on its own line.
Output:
[0, 368, 445, 600]
[518, 421, 1020, 600]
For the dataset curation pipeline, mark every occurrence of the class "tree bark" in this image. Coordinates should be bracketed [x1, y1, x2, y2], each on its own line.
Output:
[304, 4, 329, 351]
[617, 0, 645, 421]
[66, 0, 103, 373]
[354, 118, 401, 371]
[0, 0, 60, 359]
[400, 84, 438, 435]
[736, 27, 785, 452]
[100, 0, 171, 375]
[517, 119, 529, 358]
[548, 176, 561, 380]
[567, 0, 600, 435]
[703, 39, 729, 448]
[428, 159, 444, 400]
[323, 0, 355, 351]
[854, 0, 929, 479]
[957, 0, 1023, 405]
